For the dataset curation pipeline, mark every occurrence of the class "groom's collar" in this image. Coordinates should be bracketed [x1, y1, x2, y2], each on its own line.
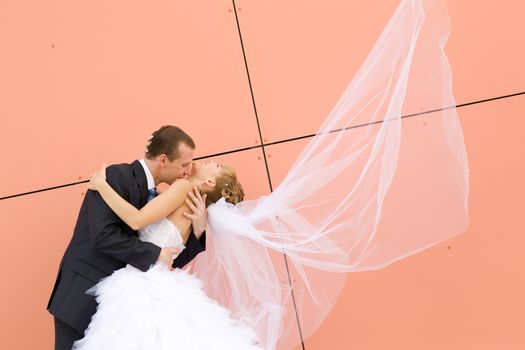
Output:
[138, 159, 155, 190]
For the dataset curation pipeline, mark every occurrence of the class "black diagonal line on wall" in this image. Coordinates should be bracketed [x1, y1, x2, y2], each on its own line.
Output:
[230, 1, 306, 349]
[1, 90, 523, 202]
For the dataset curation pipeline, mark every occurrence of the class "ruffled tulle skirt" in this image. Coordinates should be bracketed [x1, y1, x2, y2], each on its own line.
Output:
[72, 263, 263, 350]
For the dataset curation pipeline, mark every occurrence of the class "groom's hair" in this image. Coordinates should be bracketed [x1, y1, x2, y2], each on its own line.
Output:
[145, 125, 195, 161]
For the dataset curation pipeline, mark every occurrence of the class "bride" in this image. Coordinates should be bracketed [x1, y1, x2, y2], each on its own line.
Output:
[72, 160, 262, 349]
[76, 0, 469, 349]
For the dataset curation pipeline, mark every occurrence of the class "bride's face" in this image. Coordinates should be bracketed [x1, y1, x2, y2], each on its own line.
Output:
[191, 160, 222, 184]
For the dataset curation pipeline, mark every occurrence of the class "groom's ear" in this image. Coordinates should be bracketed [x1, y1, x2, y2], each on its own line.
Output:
[158, 154, 168, 166]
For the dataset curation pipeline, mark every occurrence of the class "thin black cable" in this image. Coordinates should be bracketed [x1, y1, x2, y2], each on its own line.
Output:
[231, 2, 306, 348]
[1, 90, 524, 201]
[0, 180, 88, 200]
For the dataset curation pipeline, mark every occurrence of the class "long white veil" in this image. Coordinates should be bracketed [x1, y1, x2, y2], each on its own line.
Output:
[191, 0, 469, 349]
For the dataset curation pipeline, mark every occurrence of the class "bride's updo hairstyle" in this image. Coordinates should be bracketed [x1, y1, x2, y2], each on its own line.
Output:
[201, 165, 244, 207]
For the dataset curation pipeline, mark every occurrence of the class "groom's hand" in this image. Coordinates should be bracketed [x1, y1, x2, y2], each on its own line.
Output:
[183, 186, 207, 239]
[158, 247, 183, 271]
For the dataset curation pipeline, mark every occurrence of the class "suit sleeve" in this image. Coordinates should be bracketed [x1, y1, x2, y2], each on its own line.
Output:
[87, 166, 161, 272]
[172, 231, 206, 268]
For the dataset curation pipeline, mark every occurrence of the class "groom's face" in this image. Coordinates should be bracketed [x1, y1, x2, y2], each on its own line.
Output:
[162, 142, 194, 184]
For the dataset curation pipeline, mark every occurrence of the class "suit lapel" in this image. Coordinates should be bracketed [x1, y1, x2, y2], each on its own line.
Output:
[131, 160, 148, 207]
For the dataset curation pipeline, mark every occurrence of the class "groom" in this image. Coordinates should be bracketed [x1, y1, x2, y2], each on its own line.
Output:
[47, 125, 207, 350]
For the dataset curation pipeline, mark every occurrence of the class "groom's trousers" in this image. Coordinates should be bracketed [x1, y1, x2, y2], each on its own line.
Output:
[54, 316, 82, 350]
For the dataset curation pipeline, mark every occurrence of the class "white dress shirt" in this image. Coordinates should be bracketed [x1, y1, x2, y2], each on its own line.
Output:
[138, 159, 156, 191]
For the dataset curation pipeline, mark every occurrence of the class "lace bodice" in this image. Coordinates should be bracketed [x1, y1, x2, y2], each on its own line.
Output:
[138, 218, 184, 249]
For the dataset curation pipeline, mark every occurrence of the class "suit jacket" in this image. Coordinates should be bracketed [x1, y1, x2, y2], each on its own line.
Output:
[47, 160, 206, 333]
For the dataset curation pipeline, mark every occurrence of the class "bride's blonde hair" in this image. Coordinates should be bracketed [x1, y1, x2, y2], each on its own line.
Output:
[200, 165, 244, 207]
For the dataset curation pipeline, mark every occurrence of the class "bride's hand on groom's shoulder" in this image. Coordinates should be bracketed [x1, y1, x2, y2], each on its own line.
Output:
[88, 164, 108, 191]
[183, 186, 207, 238]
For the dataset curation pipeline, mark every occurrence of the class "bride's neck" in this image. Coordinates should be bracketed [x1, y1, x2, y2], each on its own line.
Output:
[186, 176, 204, 189]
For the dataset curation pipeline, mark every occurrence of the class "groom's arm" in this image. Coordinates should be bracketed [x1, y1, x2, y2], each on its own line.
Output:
[88, 165, 161, 272]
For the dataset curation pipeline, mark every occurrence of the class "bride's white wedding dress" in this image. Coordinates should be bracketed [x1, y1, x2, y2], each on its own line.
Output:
[72, 219, 263, 350]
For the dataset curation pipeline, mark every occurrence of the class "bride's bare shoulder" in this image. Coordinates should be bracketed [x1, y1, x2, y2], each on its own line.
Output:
[164, 178, 193, 194]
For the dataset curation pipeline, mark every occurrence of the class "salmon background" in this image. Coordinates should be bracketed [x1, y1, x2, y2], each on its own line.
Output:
[0, 1, 524, 349]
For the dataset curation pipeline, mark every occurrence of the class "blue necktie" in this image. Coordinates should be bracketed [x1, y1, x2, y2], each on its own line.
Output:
[147, 187, 158, 202]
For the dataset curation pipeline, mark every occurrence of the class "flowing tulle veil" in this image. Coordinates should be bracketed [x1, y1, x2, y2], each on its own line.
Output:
[190, 0, 469, 349]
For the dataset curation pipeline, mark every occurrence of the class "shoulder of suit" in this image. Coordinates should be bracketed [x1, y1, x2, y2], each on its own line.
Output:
[106, 162, 134, 179]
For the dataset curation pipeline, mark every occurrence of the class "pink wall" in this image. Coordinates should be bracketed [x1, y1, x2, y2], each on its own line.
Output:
[1, 1, 524, 349]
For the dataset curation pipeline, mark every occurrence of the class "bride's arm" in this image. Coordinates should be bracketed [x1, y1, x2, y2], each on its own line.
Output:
[89, 165, 193, 230]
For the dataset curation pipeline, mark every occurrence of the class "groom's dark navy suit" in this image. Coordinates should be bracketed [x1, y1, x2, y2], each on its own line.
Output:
[47, 160, 205, 349]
